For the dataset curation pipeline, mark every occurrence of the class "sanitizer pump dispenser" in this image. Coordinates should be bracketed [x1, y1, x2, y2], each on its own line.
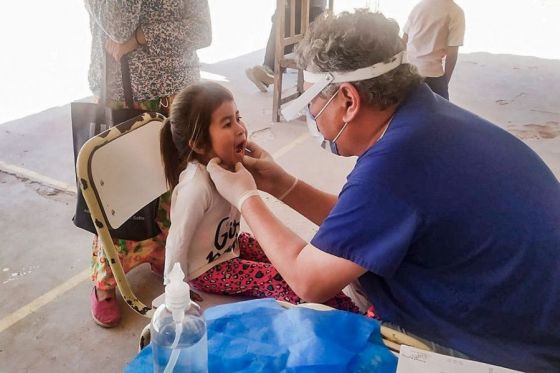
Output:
[150, 263, 208, 373]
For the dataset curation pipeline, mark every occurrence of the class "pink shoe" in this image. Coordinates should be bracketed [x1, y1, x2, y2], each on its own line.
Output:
[90, 287, 121, 328]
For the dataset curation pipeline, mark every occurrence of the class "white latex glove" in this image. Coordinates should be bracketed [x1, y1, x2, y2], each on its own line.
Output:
[242, 141, 297, 200]
[206, 157, 259, 210]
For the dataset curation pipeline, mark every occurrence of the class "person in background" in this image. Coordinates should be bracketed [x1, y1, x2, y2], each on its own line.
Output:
[159, 81, 358, 313]
[85, 0, 211, 328]
[245, 0, 327, 92]
[207, 10, 560, 372]
[402, 0, 465, 99]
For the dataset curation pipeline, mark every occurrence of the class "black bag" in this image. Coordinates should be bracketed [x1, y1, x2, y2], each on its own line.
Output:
[71, 54, 162, 241]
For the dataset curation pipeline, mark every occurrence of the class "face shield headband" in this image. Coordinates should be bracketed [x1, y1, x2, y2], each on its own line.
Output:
[281, 51, 406, 121]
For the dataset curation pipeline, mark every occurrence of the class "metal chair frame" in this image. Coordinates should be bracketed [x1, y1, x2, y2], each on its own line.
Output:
[76, 113, 168, 318]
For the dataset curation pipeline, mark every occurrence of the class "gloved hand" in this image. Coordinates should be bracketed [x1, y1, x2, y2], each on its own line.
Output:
[206, 157, 259, 210]
[242, 141, 297, 200]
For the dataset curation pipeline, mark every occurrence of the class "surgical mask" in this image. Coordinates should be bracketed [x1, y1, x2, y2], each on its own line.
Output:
[305, 89, 351, 155]
[305, 109, 351, 155]
[306, 113, 346, 155]
[305, 106, 326, 148]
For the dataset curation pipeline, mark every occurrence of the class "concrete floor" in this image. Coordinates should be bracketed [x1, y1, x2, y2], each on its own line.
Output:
[0, 47, 559, 372]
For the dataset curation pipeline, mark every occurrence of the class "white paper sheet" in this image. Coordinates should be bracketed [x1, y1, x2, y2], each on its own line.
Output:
[397, 345, 524, 373]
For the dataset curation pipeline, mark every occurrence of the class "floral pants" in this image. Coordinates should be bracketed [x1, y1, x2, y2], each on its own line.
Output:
[91, 192, 171, 291]
[190, 233, 360, 313]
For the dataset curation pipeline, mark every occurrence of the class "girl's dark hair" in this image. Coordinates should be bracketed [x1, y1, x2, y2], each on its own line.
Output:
[160, 81, 233, 189]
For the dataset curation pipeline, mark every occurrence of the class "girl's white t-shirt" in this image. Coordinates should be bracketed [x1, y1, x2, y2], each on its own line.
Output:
[163, 161, 240, 284]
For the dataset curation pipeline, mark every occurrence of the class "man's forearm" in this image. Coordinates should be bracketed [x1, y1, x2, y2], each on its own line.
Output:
[280, 179, 338, 226]
[241, 195, 367, 302]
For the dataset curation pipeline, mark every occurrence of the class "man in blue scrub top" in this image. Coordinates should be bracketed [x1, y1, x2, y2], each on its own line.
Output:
[206, 10, 560, 372]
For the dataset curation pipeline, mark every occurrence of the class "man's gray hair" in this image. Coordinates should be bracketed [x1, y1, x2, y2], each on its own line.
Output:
[296, 9, 422, 109]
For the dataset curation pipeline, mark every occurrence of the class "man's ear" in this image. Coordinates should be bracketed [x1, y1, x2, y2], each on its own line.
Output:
[189, 140, 206, 155]
[339, 83, 360, 123]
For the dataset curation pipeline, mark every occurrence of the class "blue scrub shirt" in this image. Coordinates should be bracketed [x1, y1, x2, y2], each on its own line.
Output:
[312, 84, 560, 372]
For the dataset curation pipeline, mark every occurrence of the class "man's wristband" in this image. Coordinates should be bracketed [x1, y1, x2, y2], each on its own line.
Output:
[278, 176, 298, 201]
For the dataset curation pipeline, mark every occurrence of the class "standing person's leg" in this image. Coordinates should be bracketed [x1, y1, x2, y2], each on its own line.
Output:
[263, 12, 277, 72]
[424, 76, 449, 100]
[247, 1, 322, 93]
[246, 10, 277, 93]
[90, 191, 170, 328]
[310, 5, 326, 22]
[246, 2, 326, 93]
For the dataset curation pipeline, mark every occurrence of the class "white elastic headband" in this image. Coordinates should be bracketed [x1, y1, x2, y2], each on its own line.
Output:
[281, 51, 406, 121]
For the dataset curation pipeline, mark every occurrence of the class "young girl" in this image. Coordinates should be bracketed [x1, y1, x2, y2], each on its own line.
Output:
[160, 81, 358, 312]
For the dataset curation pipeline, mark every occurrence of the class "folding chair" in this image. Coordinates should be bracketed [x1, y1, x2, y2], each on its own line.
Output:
[76, 113, 168, 318]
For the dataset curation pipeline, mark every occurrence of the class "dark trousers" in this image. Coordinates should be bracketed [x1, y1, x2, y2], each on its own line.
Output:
[424, 75, 449, 100]
[263, 4, 326, 70]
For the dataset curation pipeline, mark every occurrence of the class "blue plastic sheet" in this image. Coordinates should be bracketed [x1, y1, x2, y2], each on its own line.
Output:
[125, 298, 397, 372]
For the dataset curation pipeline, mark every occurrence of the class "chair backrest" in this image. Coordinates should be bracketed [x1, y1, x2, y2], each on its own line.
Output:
[76, 113, 168, 318]
[272, 0, 310, 121]
[272, 1, 335, 121]
[275, 0, 309, 67]
[89, 117, 167, 229]
[275, 0, 310, 65]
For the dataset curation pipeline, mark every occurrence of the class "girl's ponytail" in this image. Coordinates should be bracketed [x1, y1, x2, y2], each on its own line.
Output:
[160, 118, 181, 189]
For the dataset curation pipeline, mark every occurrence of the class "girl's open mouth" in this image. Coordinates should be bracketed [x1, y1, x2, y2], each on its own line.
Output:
[235, 141, 246, 154]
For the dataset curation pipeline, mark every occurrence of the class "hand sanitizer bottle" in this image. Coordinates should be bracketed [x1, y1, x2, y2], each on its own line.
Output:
[151, 263, 208, 373]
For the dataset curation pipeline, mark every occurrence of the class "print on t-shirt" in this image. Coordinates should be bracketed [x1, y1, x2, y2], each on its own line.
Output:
[206, 216, 240, 263]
